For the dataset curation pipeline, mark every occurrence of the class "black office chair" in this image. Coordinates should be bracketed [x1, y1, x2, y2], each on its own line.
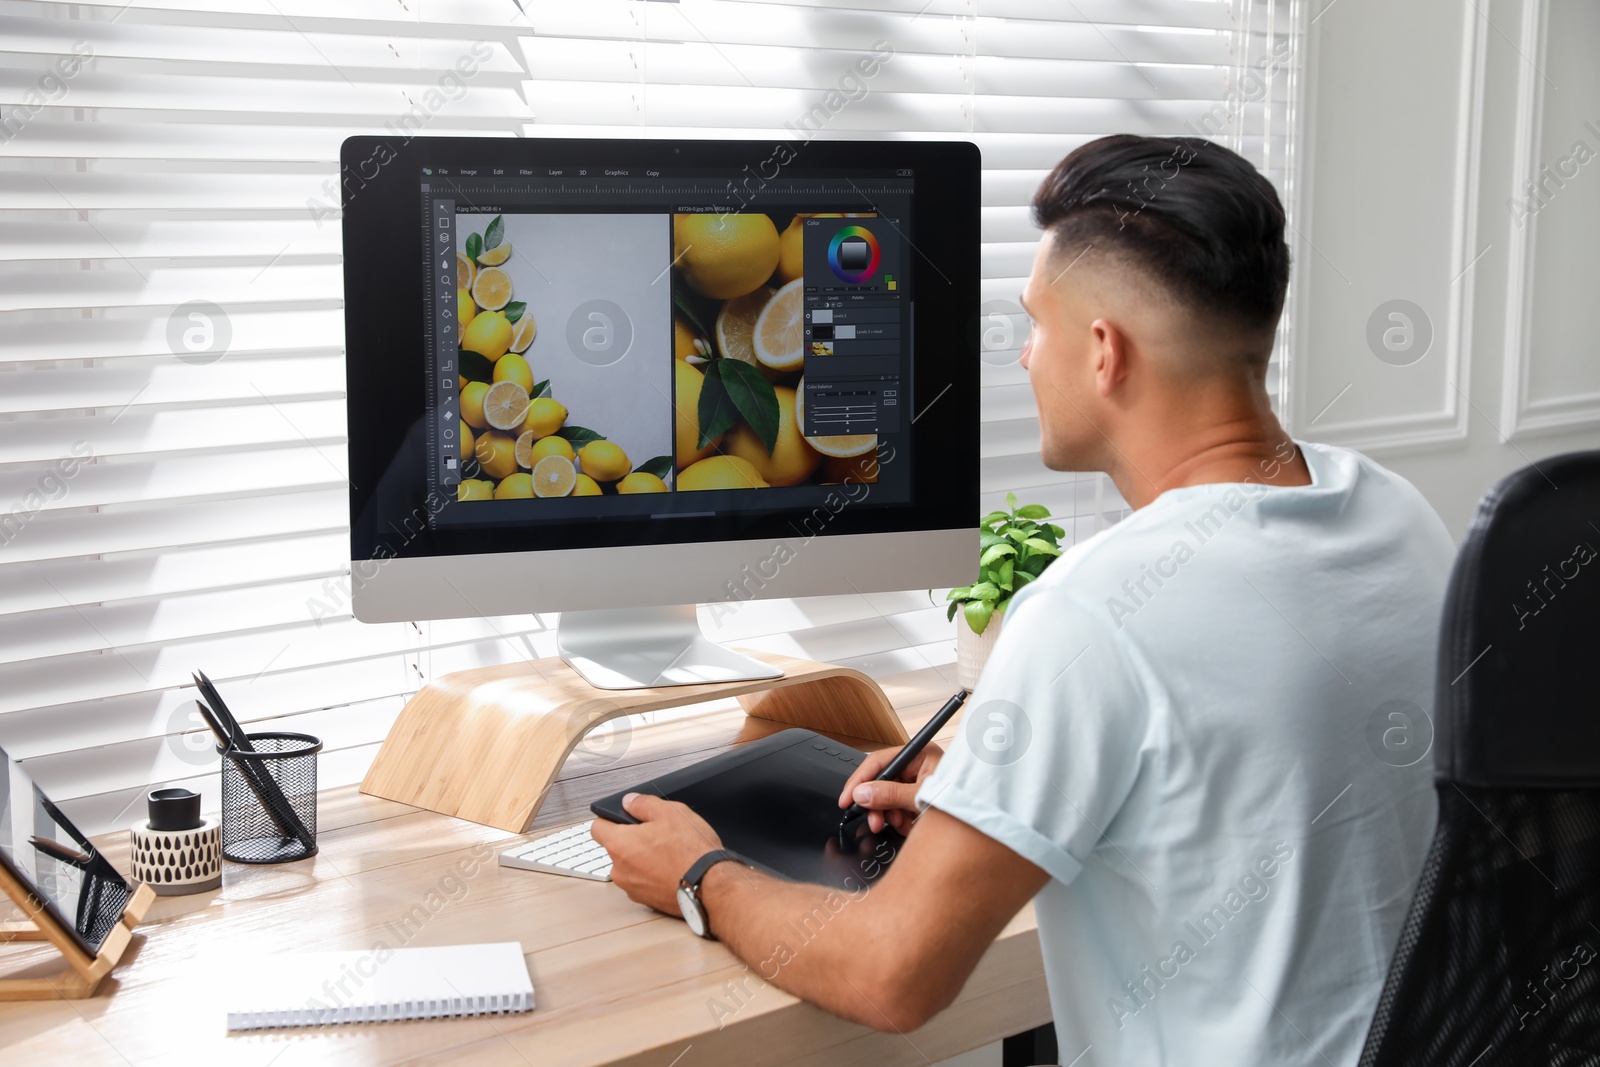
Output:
[1358, 450, 1600, 1067]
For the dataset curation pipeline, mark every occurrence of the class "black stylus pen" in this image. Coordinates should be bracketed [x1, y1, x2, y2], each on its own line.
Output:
[840, 689, 968, 831]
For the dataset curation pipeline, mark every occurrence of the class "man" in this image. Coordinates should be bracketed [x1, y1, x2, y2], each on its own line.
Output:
[593, 135, 1455, 1064]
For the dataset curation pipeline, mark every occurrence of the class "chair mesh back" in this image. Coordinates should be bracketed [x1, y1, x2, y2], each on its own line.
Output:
[1359, 787, 1600, 1065]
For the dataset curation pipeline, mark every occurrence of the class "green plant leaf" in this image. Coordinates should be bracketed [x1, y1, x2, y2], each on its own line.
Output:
[1023, 537, 1062, 555]
[980, 510, 1010, 528]
[979, 529, 1007, 550]
[465, 232, 482, 263]
[696, 364, 742, 450]
[979, 542, 1016, 568]
[1006, 491, 1018, 511]
[997, 558, 1014, 591]
[1047, 524, 1066, 540]
[947, 601, 960, 623]
[557, 425, 607, 446]
[994, 595, 1013, 618]
[946, 586, 972, 601]
[636, 455, 674, 480]
[967, 581, 1000, 601]
[1020, 554, 1052, 577]
[504, 300, 526, 324]
[1014, 503, 1051, 520]
[532, 379, 552, 398]
[963, 599, 994, 635]
[484, 214, 504, 251]
[717, 358, 779, 454]
[458, 350, 493, 383]
[1014, 570, 1035, 588]
[673, 288, 714, 342]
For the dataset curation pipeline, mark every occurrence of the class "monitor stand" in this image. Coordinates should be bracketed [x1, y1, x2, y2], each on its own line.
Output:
[556, 604, 784, 690]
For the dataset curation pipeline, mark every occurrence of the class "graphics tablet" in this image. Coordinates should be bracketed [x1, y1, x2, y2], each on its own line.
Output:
[591, 729, 905, 890]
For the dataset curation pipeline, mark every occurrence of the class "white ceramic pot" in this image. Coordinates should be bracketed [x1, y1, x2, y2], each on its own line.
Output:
[955, 610, 1003, 691]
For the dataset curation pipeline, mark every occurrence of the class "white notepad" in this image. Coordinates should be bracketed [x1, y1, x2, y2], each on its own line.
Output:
[226, 941, 534, 1030]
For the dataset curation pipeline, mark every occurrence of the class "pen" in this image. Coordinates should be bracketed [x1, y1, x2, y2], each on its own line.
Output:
[839, 689, 968, 833]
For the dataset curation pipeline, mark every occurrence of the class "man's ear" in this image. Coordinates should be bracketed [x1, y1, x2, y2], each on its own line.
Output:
[1089, 317, 1130, 399]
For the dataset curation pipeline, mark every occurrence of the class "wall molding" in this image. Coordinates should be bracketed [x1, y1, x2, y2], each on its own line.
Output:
[1499, 0, 1600, 441]
[1292, 1, 1485, 455]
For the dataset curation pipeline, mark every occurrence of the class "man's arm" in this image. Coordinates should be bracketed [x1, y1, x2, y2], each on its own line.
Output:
[592, 792, 1048, 1033]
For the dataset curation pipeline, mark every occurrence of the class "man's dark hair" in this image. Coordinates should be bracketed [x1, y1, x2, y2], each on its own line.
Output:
[1031, 135, 1290, 343]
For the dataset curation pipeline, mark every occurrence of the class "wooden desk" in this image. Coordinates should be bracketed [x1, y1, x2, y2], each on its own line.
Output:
[0, 666, 1049, 1066]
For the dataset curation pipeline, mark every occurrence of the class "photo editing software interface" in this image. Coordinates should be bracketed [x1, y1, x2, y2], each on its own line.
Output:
[418, 162, 914, 526]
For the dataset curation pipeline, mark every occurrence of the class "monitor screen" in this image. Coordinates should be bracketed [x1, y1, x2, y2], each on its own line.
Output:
[341, 137, 979, 617]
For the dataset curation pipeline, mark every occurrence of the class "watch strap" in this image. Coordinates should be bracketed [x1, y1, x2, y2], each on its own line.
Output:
[682, 848, 741, 889]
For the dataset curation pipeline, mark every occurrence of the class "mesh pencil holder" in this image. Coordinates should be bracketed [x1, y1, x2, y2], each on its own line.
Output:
[216, 731, 322, 864]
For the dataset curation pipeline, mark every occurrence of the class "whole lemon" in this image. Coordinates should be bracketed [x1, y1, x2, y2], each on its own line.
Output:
[474, 431, 518, 479]
[578, 439, 631, 483]
[674, 359, 722, 469]
[777, 216, 804, 283]
[459, 419, 474, 460]
[677, 455, 770, 491]
[521, 397, 567, 439]
[457, 288, 476, 328]
[457, 479, 493, 501]
[462, 309, 512, 360]
[616, 472, 669, 494]
[673, 213, 781, 300]
[530, 434, 575, 462]
[494, 472, 534, 499]
[493, 352, 533, 393]
[724, 386, 820, 487]
[573, 473, 602, 496]
[459, 381, 490, 430]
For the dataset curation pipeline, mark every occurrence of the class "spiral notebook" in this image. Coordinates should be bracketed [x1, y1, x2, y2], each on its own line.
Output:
[226, 941, 534, 1030]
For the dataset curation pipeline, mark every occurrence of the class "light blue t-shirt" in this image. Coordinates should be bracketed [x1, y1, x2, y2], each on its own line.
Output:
[920, 442, 1455, 1066]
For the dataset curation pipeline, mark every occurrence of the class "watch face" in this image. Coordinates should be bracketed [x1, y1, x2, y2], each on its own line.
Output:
[677, 885, 708, 937]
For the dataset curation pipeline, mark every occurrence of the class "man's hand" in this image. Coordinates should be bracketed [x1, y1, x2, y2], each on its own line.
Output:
[589, 793, 725, 915]
[838, 741, 945, 834]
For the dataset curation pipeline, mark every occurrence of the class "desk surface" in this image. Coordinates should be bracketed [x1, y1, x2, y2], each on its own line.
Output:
[0, 665, 1048, 1066]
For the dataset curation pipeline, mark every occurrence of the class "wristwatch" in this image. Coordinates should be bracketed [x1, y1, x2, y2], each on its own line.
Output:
[677, 849, 742, 940]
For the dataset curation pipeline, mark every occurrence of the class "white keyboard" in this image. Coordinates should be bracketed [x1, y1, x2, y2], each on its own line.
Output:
[499, 821, 613, 881]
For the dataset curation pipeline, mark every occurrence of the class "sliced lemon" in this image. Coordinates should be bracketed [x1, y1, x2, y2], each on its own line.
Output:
[472, 267, 513, 312]
[508, 314, 536, 354]
[577, 440, 630, 483]
[483, 380, 530, 432]
[716, 286, 784, 381]
[616, 472, 669, 494]
[753, 278, 805, 373]
[795, 376, 876, 458]
[521, 397, 567, 439]
[493, 352, 533, 394]
[477, 241, 512, 267]
[460, 381, 490, 430]
[474, 431, 518, 479]
[531, 455, 578, 497]
[677, 455, 770, 491]
[456, 252, 477, 292]
[494, 472, 534, 499]
[572, 473, 602, 497]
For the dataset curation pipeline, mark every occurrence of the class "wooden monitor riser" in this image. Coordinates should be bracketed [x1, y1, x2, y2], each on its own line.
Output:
[360, 650, 910, 832]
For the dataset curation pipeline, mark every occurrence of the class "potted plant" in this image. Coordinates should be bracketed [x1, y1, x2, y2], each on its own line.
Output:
[946, 493, 1065, 689]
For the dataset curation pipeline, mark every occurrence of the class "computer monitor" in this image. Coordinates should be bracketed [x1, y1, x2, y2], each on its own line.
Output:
[341, 136, 980, 688]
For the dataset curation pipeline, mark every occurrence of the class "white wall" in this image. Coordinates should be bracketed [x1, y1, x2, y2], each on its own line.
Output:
[1290, 0, 1600, 534]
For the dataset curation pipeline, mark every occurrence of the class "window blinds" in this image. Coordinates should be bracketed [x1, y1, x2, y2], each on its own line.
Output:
[0, 0, 1300, 834]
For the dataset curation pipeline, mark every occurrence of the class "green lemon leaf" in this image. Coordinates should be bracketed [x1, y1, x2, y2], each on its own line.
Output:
[458, 350, 493, 383]
[673, 288, 714, 344]
[696, 363, 742, 450]
[556, 426, 606, 445]
[465, 232, 482, 263]
[637, 455, 674, 480]
[484, 214, 504, 251]
[504, 300, 526, 324]
[532, 379, 551, 398]
[717, 358, 779, 454]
